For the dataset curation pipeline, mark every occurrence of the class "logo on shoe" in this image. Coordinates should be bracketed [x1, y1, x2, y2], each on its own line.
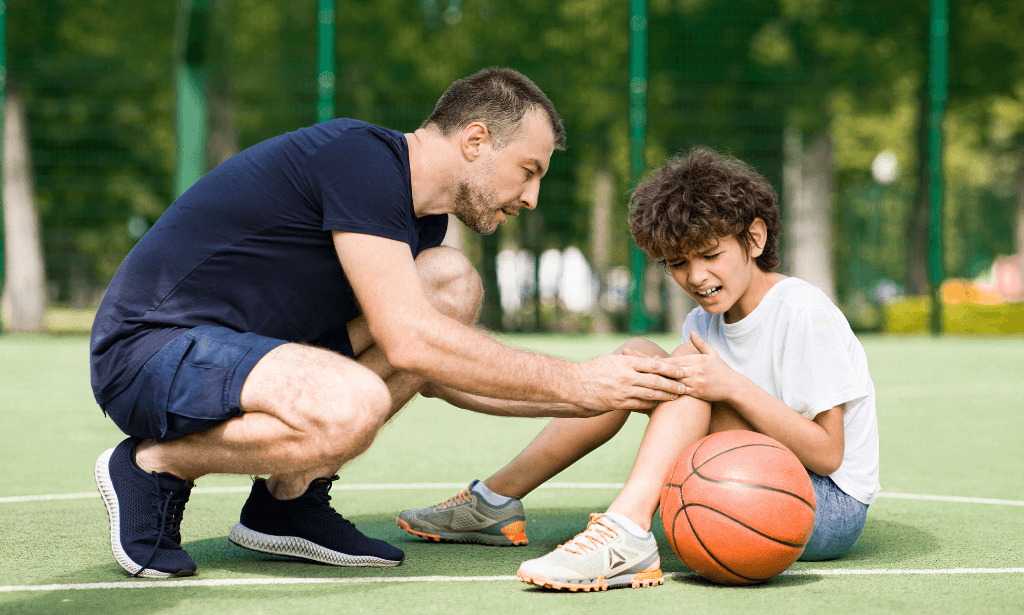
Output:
[606, 545, 630, 573]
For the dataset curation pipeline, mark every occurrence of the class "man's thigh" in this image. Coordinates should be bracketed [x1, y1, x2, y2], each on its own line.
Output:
[102, 326, 288, 442]
[238, 341, 390, 427]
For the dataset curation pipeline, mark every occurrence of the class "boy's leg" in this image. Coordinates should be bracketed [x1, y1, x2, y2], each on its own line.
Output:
[517, 342, 711, 590]
[396, 338, 670, 546]
[486, 337, 672, 498]
[605, 393, 711, 530]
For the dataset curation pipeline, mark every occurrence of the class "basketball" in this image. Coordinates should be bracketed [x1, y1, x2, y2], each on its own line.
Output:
[659, 430, 816, 585]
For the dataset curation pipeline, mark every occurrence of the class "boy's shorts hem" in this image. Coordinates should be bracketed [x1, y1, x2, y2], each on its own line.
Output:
[800, 471, 869, 561]
[101, 326, 289, 442]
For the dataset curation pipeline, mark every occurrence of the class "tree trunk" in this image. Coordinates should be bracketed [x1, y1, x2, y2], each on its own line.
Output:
[783, 128, 837, 303]
[906, 73, 931, 295]
[589, 164, 613, 333]
[2, 87, 47, 332]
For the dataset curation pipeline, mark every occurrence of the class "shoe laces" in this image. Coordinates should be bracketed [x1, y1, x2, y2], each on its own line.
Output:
[301, 475, 355, 529]
[132, 472, 191, 578]
[436, 486, 473, 510]
[304, 475, 339, 506]
[559, 514, 618, 555]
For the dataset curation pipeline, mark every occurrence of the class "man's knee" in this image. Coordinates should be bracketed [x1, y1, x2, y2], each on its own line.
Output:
[241, 344, 393, 461]
[320, 373, 392, 458]
[416, 246, 482, 325]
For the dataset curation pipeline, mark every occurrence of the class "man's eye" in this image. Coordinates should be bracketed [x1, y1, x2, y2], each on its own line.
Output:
[525, 169, 535, 179]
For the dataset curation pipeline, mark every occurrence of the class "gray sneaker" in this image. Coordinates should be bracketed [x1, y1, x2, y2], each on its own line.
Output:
[396, 480, 528, 546]
[517, 513, 663, 591]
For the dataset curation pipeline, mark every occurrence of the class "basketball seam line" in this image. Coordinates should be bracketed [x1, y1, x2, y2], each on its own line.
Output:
[684, 442, 816, 511]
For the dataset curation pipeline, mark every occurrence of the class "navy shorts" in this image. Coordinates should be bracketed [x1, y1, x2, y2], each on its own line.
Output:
[102, 326, 289, 442]
[799, 472, 869, 561]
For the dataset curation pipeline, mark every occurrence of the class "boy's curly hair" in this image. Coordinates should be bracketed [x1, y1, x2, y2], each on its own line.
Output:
[628, 146, 781, 271]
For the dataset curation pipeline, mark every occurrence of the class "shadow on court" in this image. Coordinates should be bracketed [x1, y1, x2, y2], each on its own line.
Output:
[838, 518, 939, 565]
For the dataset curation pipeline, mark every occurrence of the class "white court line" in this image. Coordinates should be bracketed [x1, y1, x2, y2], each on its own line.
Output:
[2, 483, 1022, 506]
[2, 568, 1023, 593]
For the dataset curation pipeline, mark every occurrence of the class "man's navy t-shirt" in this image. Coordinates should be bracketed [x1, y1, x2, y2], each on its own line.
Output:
[90, 119, 447, 406]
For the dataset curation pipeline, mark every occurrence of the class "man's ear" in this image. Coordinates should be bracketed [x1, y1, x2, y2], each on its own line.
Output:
[460, 122, 491, 162]
[748, 218, 767, 259]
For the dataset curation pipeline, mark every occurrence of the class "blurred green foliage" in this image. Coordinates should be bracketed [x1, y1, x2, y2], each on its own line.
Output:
[6, 0, 1024, 330]
[884, 296, 1024, 335]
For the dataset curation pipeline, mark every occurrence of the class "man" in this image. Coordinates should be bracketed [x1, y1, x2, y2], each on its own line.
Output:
[90, 67, 687, 578]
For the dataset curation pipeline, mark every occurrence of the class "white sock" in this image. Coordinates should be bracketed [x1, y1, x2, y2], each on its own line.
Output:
[603, 512, 651, 538]
[470, 480, 513, 506]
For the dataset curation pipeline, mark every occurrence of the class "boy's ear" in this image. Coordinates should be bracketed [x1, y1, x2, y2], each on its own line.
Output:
[748, 218, 767, 259]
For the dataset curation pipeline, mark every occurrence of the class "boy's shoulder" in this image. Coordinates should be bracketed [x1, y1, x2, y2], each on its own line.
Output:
[769, 277, 853, 330]
[770, 277, 834, 308]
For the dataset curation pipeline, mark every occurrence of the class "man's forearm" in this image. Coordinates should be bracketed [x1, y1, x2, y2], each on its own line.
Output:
[382, 312, 575, 403]
[423, 382, 596, 418]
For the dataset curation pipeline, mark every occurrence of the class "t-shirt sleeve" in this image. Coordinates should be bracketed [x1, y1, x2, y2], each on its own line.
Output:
[777, 305, 868, 419]
[681, 307, 701, 345]
[309, 131, 413, 242]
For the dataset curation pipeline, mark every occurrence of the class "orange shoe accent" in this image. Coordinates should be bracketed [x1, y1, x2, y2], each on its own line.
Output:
[500, 520, 529, 545]
[631, 565, 665, 588]
[396, 517, 441, 542]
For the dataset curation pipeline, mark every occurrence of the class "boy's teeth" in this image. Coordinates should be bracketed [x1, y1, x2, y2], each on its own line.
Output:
[698, 286, 721, 297]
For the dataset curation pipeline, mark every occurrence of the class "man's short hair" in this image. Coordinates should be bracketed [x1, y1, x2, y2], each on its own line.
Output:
[629, 146, 782, 271]
[422, 67, 566, 150]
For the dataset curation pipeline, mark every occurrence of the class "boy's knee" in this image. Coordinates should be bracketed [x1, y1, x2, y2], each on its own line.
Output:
[416, 247, 482, 325]
[613, 337, 670, 358]
[709, 401, 754, 433]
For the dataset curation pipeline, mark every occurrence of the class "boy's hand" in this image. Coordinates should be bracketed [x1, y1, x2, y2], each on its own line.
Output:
[671, 332, 739, 402]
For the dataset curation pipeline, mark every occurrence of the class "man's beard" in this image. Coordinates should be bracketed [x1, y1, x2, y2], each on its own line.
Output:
[453, 180, 504, 235]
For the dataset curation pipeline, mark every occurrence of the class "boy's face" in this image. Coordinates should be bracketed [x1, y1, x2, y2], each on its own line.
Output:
[664, 221, 768, 323]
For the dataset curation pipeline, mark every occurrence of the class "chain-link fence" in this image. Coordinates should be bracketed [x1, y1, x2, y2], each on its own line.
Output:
[3, 0, 1022, 333]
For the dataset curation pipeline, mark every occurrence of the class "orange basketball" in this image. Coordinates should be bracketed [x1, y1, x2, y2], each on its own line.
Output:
[659, 430, 816, 585]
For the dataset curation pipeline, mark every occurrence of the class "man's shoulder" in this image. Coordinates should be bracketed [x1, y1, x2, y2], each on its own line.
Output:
[316, 119, 403, 147]
[304, 119, 407, 169]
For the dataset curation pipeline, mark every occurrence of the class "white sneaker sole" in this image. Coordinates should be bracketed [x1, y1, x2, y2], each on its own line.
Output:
[94, 447, 190, 578]
[517, 563, 664, 591]
[228, 523, 404, 567]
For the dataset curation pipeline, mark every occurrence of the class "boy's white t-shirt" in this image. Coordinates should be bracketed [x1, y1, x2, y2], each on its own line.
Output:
[681, 277, 880, 505]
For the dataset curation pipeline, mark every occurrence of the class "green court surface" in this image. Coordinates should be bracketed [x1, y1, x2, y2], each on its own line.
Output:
[1, 333, 1022, 614]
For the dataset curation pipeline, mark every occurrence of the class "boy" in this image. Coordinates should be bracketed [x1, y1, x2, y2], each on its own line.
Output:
[398, 146, 879, 591]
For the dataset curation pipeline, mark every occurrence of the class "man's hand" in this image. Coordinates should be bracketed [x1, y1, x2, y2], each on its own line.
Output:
[574, 354, 686, 412]
[665, 332, 740, 403]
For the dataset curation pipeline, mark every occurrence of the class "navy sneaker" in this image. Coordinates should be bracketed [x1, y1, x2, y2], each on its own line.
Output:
[229, 476, 405, 567]
[94, 438, 196, 578]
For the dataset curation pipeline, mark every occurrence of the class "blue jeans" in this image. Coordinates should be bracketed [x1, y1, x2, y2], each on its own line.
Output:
[800, 472, 869, 561]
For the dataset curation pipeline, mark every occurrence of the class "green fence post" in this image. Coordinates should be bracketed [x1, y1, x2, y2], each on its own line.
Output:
[0, 0, 6, 334]
[174, 0, 210, 198]
[317, 0, 336, 124]
[927, 0, 948, 335]
[628, 0, 655, 333]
